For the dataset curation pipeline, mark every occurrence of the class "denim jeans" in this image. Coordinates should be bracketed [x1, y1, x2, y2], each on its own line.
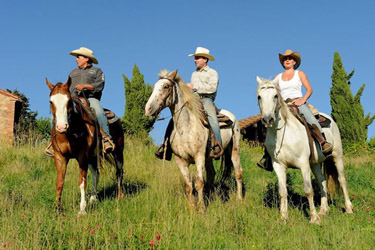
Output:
[88, 98, 111, 138]
[200, 97, 222, 145]
[298, 104, 322, 132]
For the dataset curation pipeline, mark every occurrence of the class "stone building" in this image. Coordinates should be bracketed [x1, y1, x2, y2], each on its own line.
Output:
[0, 89, 21, 144]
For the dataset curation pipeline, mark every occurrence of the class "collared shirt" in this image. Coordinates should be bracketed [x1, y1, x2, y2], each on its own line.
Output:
[191, 65, 219, 96]
[69, 65, 105, 100]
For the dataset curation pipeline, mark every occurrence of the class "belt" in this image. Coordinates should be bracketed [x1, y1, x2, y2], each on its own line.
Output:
[199, 93, 215, 100]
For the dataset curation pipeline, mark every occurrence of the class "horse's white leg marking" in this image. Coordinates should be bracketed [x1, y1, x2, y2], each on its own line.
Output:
[89, 164, 99, 203]
[79, 178, 87, 215]
[311, 163, 329, 215]
[273, 162, 288, 221]
[175, 156, 195, 209]
[301, 165, 320, 224]
[333, 157, 354, 213]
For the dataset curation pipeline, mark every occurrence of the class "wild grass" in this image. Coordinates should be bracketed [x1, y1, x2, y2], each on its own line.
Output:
[0, 138, 374, 249]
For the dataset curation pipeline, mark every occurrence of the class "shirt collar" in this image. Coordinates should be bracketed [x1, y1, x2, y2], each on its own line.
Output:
[196, 65, 210, 72]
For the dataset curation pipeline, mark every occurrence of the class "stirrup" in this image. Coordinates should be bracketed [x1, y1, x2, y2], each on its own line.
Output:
[102, 137, 115, 154]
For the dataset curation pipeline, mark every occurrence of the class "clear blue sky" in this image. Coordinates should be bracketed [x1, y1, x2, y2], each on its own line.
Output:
[1, 0, 374, 144]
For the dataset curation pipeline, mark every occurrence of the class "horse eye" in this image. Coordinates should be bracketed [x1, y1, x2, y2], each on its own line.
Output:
[164, 85, 170, 89]
[274, 95, 278, 99]
[257, 95, 261, 101]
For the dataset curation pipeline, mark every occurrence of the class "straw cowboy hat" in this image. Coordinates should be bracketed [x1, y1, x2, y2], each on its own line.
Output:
[188, 47, 215, 61]
[279, 49, 301, 69]
[70, 47, 98, 64]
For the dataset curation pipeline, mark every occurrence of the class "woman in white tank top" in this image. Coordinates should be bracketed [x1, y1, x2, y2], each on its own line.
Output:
[257, 49, 333, 171]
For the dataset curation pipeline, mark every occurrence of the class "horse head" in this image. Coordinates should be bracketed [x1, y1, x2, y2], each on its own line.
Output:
[145, 69, 178, 117]
[256, 76, 282, 128]
[46, 77, 73, 133]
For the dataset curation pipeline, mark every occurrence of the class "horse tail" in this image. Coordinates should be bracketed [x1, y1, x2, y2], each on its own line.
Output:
[323, 158, 340, 199]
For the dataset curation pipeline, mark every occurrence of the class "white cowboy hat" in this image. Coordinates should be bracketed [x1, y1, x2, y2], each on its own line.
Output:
[188, 47, 215, 61]
[70, 47, 98, 64]
[279, 49, 301, 69]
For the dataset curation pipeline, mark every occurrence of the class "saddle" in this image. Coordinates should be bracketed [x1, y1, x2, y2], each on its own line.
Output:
[285, 99, 331, 160]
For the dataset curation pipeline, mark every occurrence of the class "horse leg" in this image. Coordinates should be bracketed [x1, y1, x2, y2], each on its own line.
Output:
[113, 149, 124, 199]
[301, 165, 320, 224]
[231, 142, 243, 201]
[311, 163, 329, 215]
[78, 165, 89, 215]
[175, 156, 195, 210]
[54, 155, 68, 212]
[333, 157, 354, 213]
[204, 158, 215, 199]
[195, 156, 206, 213]
[88, 158, 99, 204]
[273, 162, 288, 221]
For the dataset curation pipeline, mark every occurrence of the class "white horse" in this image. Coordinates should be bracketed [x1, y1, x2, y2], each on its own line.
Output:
[145, 70, 243, 211]
[256, 76, 353, 224]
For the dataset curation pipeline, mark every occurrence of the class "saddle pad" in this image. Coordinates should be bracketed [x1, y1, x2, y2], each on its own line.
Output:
[104, 108, 119, 124]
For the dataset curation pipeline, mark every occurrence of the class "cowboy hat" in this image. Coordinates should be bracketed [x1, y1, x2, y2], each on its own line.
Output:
[279, 49, 301, 69]
[188, 47, 215, 61]
[70, 47, 98, 64]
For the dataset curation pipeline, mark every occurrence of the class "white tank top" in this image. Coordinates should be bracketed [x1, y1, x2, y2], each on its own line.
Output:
[278, 70, 302, 100]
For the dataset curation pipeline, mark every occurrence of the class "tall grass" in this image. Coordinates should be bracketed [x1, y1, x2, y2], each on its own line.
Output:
[0, 138, 374, 249]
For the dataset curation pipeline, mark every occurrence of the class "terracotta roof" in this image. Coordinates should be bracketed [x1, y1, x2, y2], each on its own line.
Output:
[239, 114, 262, 129]
[0, 89, 21, 101]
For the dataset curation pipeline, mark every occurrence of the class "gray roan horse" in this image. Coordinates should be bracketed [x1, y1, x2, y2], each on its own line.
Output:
[145, 70, 243, 211]
[256, 76, 353, 224]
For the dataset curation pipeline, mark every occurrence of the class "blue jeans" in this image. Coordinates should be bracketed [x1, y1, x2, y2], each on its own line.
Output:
[88, 98, 111, 138]
[298, 104, 322, 132]
[201, 97, 222, 146]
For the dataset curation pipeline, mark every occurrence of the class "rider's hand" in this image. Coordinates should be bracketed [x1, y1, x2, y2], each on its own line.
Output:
[186, 83, 194, 89]
[75, 84, 94, 91]
[293, 99, 305, 107]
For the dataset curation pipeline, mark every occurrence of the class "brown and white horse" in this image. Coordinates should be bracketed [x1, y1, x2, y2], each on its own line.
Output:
[46, 78, 124, 214]
[145, 70, 243, 211]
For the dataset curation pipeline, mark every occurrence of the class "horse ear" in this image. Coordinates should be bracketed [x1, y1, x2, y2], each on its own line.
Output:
[271, 77, 279, 86]
[65, 77, 72, 89]
[256, 76, 263, 86]
[46, 78, 54, 90]
[169, 69, 178, 80]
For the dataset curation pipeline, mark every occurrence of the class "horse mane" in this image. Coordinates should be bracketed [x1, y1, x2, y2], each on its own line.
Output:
[158, 70, 202, 118]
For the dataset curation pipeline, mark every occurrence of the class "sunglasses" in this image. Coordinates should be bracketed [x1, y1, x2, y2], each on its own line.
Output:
[283, 56, 295, 61]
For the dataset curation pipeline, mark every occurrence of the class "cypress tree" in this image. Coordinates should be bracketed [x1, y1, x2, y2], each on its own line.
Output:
[330, 52, 374, 144]
[122, 64, 155, 137]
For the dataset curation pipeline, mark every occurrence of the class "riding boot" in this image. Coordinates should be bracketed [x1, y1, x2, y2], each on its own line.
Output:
[209, 133, 224, 159]
[257, 149, 273, 171]
[311, 124, 333, 156]
[44, 141, 54, 158]
[155, 119, 173, 161]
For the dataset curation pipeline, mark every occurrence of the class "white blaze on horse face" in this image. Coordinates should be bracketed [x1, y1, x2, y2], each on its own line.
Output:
[145, 79, 169, 117]
[50, 93, 70, 132]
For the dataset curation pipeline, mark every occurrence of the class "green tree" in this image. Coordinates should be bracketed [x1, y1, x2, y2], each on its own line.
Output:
[329, 52, 375, 145]
[7, 89, 39, 143]
[36, 117, 52, 141]
[122, 64, 155, 137]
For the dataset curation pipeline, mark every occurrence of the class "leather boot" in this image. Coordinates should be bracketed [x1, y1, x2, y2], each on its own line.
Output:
[257, 150, 273, 171]
[99, 127, 115, 154]
[155, 119, 174, 161]
[311, 124, 333, 155]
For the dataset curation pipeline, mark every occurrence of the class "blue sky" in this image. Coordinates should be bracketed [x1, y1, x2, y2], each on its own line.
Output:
[1, 1, 374, 144]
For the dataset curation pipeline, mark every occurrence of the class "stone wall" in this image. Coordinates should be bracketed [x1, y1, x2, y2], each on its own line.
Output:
[0, 91, 19, 144]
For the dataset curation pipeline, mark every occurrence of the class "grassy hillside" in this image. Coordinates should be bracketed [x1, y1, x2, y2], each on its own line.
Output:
[0, 138, 374, 249]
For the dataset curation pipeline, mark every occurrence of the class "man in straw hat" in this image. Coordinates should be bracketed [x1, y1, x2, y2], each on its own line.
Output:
[154, 46, 223, 160]
[257, 49, 333, 171]
[187, 46, 222, 158]
[45, 47, 114, 156]
[69, 47, 114, 153]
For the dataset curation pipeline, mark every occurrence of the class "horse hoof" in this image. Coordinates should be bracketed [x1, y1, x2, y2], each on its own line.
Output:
[78, 210, 87, 216]
[89, 195, 98, 204]
[309, 216, 321, 225]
